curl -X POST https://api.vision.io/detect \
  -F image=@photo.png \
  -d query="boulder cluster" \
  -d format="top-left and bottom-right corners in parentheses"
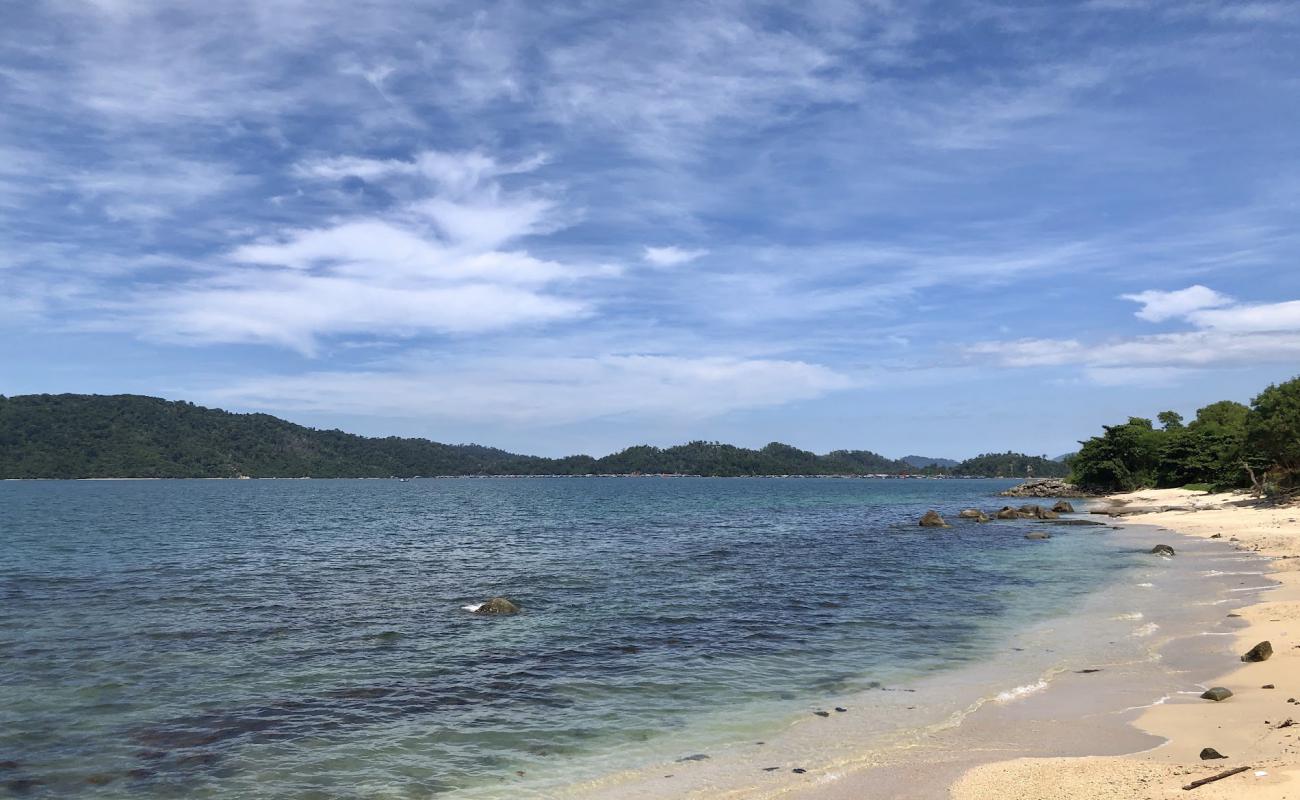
top-left (998, 478), bottom-right (1091, 498)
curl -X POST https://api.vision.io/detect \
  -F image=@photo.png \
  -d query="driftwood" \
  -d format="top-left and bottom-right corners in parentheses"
top-left (1182, 765), bottom-right (1250, 791)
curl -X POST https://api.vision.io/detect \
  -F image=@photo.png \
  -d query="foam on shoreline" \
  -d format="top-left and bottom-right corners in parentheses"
top-left (952, 488), bottom-right (1300, 800)
top-left (491, 513), bottom-right (1277, 800)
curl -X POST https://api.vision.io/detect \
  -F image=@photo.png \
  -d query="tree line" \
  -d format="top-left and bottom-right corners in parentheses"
top-left (0, 394), bottom-right (1061, 479)
top-left (1069, 375), bottom-right (1300, 494)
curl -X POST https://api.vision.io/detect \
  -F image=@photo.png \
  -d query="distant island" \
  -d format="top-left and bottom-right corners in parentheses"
top-left (0, 394), bottom-right (1070, 480)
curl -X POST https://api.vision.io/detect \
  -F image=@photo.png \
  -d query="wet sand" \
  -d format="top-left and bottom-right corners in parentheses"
top-left (551, 493), bottom-right (1285, 799)
top-left (953, 488), bottom-right (1300, 800)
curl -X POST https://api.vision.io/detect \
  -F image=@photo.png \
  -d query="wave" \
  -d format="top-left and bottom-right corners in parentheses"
top-left (995, 679), bottom-right (1049, 703)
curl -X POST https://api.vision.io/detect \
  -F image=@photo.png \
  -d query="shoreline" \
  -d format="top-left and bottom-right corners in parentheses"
top-left (952, 488), bottom-right (1300, 799)
top-left (505, 500), bottom-right (1277, 799)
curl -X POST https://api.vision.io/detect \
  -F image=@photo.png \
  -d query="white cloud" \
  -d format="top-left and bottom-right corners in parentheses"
top-left (111, 149), bottom-right (606, 353)
top-left (1189, 299), bottom-right (1300, 332)
top-left (643, 245), bottom-right (709, 267)
top-left (1120, 284), bottom-right (1233, 322)
top-left (207, 355), bottom-right (855, 424)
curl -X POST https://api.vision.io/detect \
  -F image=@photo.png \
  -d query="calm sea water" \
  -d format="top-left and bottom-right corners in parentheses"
top-left (0, 477), bottom-right (1147, 798)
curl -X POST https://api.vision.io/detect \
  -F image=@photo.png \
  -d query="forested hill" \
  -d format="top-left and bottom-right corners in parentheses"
top-left (1, 394), bottom-right (1054, 479)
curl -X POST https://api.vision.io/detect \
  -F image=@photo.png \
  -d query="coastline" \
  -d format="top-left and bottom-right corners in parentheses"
top-left (953, 488), bottom-right (1300, 799)
top-left (512, 496), bottom-right (1281, 800)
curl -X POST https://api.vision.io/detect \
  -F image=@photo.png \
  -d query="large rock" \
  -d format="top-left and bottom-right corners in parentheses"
top-left (1024, 531), bottom-right (1052, 540)
top-left (919, 510), bottom-right (950, 528)
top-left (1052, 501), bottom-right (1075, 513)
top-left (958, 508), bottom-right (990, 523)
top-left (1241, 641), bottom-right (1273, 663)
top-left (1199, 747), bottom-right (1228, 760)
top-left (1150, 544), bottom-right (1176, 557)
top-left (1017, 504), bottom-right (1059, 520)
top-left (1200, 687), bottom-right (1233, 702)
top-left (999, 478), bottom-right (1091, 498)
top-left (996, 506), bottom-right (1019, 520)
top-left (474, 597), bottom-right (521, 615)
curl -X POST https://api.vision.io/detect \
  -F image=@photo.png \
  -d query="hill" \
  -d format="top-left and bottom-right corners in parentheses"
top-left (901, 454), bottom-right (959, 469)
top-left (0, 394), bottom-right (1071, 480)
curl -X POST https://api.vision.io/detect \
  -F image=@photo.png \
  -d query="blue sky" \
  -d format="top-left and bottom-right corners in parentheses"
top-left (2, 0), bottom-right (1299, 458)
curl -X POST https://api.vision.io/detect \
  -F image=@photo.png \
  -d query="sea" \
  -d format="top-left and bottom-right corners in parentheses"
top-left (0, 477), bottom-right (1271, 798)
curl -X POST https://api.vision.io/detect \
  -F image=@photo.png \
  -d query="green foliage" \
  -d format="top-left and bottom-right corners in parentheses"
top-left (1246, 377), bottom-right (1300, 488)
top-left (1069, 383), bottom-right (1298, 493)
top-left (1070, 417), bottom-right (1163, 491)
top-left (0, 394), bottom-right (931, 479)
top-left (950, 452), bottom-right (1070, 478)
top-left (1157, 410), bottom-right (1184, 430)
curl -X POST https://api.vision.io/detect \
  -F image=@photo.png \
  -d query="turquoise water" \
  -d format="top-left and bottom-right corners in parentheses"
top-left (0, 478), bottom-right (1144, 797)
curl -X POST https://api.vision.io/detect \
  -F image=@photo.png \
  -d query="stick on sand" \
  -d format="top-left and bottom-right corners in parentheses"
top-left (1182, 765), bottom-right (1251, 791)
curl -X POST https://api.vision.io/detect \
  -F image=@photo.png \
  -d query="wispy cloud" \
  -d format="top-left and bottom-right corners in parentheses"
top-left (643, 245), bottom-right (708, 268)
top-left (207, 354), bottom-right (855, 425)
top-left (967, 288), bottom-right (1300, 382)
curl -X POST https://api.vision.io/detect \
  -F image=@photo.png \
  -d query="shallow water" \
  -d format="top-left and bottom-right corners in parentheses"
top-left (0, 477), bottom-right (1184, 797)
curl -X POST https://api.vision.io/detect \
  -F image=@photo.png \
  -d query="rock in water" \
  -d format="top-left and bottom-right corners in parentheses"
top-left (1150, 544), bottom-right (1176, 557)
top-left (1199, 748), bottom-right (1228, 760)
top-left (958, 508), bottom-right (990, 522)
top-left (1052, 500), bottom-right (1075, 513)
top-left (1200, 687), bottom-right (1233, 702)
top-left (1024, 531), bottom-right (1051, 540)
top-left (474, 597), bottom-right (521, 615)
top-left (919, 511), bottom-right (950, 528)
top-left (996, 506), bottom-right (1019, 520)
top-left (1241, 641), bottom-right (1273, 662)
top-left (999, 478), bottom-right (1090, 498)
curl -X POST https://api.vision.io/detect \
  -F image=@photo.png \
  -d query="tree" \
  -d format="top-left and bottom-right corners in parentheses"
top-left (1157, 410), bottom-right (1184, 431)
top-left (1071, 417), bottom-right (1164, 491)
top-left (1246, 376), bottom-right (1300, 489)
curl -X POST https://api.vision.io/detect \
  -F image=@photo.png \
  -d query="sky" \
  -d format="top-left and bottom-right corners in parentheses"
top-left (2, 0), bottom-right (1299, 459)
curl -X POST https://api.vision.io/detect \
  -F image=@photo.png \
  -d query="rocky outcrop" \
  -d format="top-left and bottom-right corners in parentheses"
top-left (999, 478), bottom-right (1091, 498)
top-left (1150, 544), bottom-right (1176, 557)
top-left (1051, 501), bottom-right (1075, 513)
top-left (1241, 641), bottom-right (1273, 662)
top-left (958, 508), bottom-right (990, 522)
top-left (996, 506), bottom-right (1019, 520)
top-left (919, 510), bottom-right (950, 528)
top-left (1017, 504), bottom-right (1059, 520)
top-left (474, 597), bottom-right (521, 615)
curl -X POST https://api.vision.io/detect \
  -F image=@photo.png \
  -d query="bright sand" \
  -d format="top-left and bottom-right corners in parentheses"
top-left (551, 489), bottom-right (1295, 799)
top-left (953, 488), bottom-right (1300, 800)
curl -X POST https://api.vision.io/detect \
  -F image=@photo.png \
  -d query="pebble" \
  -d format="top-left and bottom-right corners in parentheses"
top-left (835, 706), bottom-right (848, 713)
top-left (813, 711), bottom-right (830, 717)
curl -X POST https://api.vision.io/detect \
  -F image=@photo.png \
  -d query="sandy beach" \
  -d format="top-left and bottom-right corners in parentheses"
top-left (953, 488), bottom-right (1300, 800)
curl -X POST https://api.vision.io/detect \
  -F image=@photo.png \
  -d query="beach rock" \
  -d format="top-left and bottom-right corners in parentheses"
top-left (1041, 518), bottom-right (1107, 527)
top-left (1241, 641), bottom-right (1273, 662)
top-left (1052, 501), bottom-right (1075, 513)
top-left (676, 754), bottom-right (710, 762)
top-left (919, 511), bottom-right (950, 528)
top-left (1024, 531), bottom-right (1052, 540)
top-left (1199, 747), bottom-right (1228, 760)
top-left (792, 768), bottom-right (807, 774)
top-left (999, 478), bottom-right (1091, 498)
top-left (835, 706), bottom-right (848, 712)
top-left (958, 508), bottom-right (990, 522)
top-left (1150, 544), bottom-right (1176, 557)
top-left (1263, 684), bottom-right (1275, 689)
top-left (474, 597), bottom-right (521, 615)
top-left (996, 506), bottom-right (1019, 520)
top-left (1200, 687), bottom-right (1233, 702)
